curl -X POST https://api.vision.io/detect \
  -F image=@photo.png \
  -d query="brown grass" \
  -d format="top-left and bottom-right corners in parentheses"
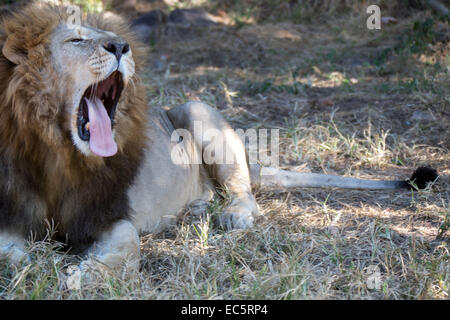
top-left (0, 0), bottom-right (448, 299)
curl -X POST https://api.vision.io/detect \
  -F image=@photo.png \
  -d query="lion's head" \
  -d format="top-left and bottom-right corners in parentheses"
top-left (0, 2), bottom-right (148, 160)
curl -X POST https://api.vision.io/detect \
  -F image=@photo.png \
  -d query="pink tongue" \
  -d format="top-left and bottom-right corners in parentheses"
top-left (85, 97), bottom-right (118, 157)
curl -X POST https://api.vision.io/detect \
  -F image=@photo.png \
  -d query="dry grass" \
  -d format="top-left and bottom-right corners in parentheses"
top-left (0, 0), bottom-right (449, 300)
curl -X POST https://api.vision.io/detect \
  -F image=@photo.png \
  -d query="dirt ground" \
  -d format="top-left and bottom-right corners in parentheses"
top-left (0, 0), bottom-right (448, 299)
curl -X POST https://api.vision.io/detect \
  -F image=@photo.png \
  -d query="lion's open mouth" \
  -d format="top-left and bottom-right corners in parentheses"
top-left (77, 71), bottom-right (124, 157)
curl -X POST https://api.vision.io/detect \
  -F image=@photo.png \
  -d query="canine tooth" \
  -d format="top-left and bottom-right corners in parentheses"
top-left (85, 122), bottom-right (90, 131)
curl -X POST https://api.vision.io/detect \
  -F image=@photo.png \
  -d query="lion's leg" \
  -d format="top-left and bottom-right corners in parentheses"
top-left (167, 102), bottom-right (259, 229)
top-left (80, 220), bottom-right (140, 274)
top-left (0, 231), bottom-right (29, 266)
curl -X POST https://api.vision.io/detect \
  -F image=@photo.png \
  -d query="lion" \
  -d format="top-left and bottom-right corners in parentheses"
top-left (0, 3), bottom-right (438, 274)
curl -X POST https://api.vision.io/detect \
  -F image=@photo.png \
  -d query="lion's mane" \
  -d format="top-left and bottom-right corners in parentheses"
top-left (0, 2), bottom-right (149, 253)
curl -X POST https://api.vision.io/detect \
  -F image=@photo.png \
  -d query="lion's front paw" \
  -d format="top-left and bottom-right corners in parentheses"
top-left (219, 194), bottom-right (259, 230)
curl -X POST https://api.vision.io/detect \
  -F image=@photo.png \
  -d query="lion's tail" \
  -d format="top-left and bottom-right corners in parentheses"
top-left (250, 166), bottom-right (438, 190)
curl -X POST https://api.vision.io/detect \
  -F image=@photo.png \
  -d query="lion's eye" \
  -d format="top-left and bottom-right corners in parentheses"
top-left (70, 38), bottom-right (84, 44)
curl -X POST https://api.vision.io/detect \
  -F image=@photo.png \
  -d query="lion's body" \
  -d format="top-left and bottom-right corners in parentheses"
top-left (129, 107), bottom-right (213, 234)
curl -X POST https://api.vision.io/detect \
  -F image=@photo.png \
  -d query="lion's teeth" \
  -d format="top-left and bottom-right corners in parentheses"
top-left (85, 122), bottom-right (90, 131)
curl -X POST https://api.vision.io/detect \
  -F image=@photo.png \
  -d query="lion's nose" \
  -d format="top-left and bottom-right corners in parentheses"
top-left (103, 40), bottom-right (130, 62)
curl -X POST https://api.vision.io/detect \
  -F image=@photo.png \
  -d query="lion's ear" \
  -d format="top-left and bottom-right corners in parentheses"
top-left (2, 37), bottom-right (27, 65)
